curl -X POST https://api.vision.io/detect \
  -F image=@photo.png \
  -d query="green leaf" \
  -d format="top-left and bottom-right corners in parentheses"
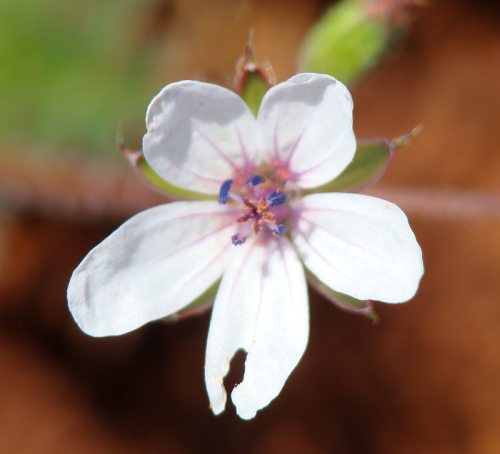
top-left (307, 271), bottom-right (378, 322)
top-left (299, 0), bottom-right (391, 85)
top-left (309, 138), bottom-right (393, 194)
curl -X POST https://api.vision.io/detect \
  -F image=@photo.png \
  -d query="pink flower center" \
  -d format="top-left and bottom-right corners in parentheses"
top-left (218, 175), bottom-right (289, 246)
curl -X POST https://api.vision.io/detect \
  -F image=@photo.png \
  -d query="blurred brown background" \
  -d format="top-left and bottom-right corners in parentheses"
top-left (1, 0), bottom-right (500, 452)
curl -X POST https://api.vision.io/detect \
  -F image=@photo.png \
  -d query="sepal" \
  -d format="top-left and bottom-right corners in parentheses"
top-left (235, 42), bottom-right (273, 116)
top-left (307, 271), bottom-right (378, 322)
top-left (163, 280), bottom-right (220, 322)
top-left (308, 127), bottom-right (421, 194)
top-left (119, 144), bottom-right (215, 201)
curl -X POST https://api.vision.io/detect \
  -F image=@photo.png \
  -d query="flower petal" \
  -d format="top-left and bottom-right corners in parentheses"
top-left (205, 238), bottom-right (309, 420)
top-left (143, 81), bottom-right (259, 194)
top-left (68, 201), bottom-right (234, 337)
top-left (257, 73), bottom-right (356, 188)
top-left (292, 193), bottom-right (423, 303)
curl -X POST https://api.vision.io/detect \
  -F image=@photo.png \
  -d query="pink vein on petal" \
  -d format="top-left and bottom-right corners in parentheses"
top-left (277, 240), bottom-right (297, 310)
top-left (292, 144), bottom-right (339, 180)
top-left (152, 221), bottom-right (234, 265)
top-left (272, 119), bottom-right (307, 173)
top-left (123, 211), bottom-right (237, 268)
top-left (294, 229), bottom-right (352, 280)
top-left (249, 246), bottom-right (265, 346)
top-left (235, 126), bottom-right (252, 167)
top-left (153, 131), bottom-right (224, 186)
top-left (123, 237), bottom-right (232, 324)
top-left (302, 205), bottom-right (394, 220)
top-left (194, 126), bottom-right (239, 170)
top-left (284, 129), bottom-right (306, 165)
top-left (273, 119), bottom-right (281, 160)
top-left (166, 239), bottom-right (232, 305)
top-left (298, 216), bottom-right (398, 265)
top-left (224, 240), bottom-right (256, 316)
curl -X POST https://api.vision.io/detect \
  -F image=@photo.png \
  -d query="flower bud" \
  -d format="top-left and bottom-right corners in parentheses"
top-left (299, 0), bottom-right (418, 85)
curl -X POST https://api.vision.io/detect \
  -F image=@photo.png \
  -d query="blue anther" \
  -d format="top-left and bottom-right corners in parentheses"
top-left (266, 191), bottom-right (288, 207)
top-left (218, 179), bottom-right (233, 205)
top-left (273, 225), bottom-right (287, 237)
top-left (231, 234), bottom-right (246, 246)
top-left (246, 175), bottom-right (265, 186)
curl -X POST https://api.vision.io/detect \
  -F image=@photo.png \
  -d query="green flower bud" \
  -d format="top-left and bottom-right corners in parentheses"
top-left (299, 0), bottom-right (399, 85)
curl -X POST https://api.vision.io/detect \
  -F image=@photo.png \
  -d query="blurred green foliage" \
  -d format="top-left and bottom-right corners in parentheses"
top-left (0, 0), bottom-right (159, 160)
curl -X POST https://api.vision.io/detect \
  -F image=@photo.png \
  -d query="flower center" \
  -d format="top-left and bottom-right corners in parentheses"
top-left (218, 175), bottom-right (289, 246)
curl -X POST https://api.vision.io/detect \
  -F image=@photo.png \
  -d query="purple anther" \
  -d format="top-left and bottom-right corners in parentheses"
top-left (273, 225), bottom-right (287, 237)
top-left (266, 191), bottom-right (288, 207)
top-left (218, 179), bottom-right (233, 205)
top-left (231, 234), bottom-right (246, 246)
top-left (246, 175), bottom-right (265, 186)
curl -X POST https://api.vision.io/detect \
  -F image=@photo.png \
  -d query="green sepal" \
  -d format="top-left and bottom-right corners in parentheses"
top-left (307, 271), bottom-right (378, 322)
top-left (299, 0), bottom-right (391, 85)
top-left (308, 128), bottom-right (421, 194)
top-left (120, 144), bottom-right (215, 201)
top-left (240, 71), bottom-right (269, 116)
top-left (163, 279), bottom-right (220, 322)
top-left (234, 44), bottom-right (271, 116)
top-left (308, 138), bottom-right (393, 194)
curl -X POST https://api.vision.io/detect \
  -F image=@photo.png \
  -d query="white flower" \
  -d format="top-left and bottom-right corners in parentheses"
top-left (68, 73), bottom-right (423, 420)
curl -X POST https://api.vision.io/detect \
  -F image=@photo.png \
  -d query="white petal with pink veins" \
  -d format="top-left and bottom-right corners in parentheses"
top-left (144, 81), bottom-right (260, 194)
top-left (205, 238), bottom-right (309, 420)
top-left (292, 193), bottom-right (424, 303)
top-left (68, 201), bottom-right (235, 336)
top-left (257, 73), bottom-right (356, 189)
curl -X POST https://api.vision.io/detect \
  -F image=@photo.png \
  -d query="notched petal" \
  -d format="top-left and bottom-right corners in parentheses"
top-left (205, 239), bottom-right (309, 419)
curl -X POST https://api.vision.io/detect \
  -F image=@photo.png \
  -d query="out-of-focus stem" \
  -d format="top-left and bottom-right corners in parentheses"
top-left (367, 186), bottom-right (500, 220)
top-left (1, 157), bottom-right (500, 223)
top-left (0, 157), bottom-right (166, 223)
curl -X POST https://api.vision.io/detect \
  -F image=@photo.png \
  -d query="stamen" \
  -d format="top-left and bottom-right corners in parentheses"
top-left (272, 224), bottom-right (287, 237)
top-left (218, 179), bottom-right (233, 205)
top-left (266, 191), bottom-right (288, 207)
top-left (231, 234), bottom-right (246, 246)
top-left (246, 175), bottom-right (265, 186)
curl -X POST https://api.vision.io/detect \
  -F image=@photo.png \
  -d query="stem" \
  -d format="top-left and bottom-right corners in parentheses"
top-left (1, 157), bottom-right (499, 222)
top-left (367, 186), bottom-right (500, 220)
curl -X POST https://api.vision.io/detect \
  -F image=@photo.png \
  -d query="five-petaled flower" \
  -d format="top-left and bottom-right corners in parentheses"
top-left (68, 73), bottom-right (423, 420)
